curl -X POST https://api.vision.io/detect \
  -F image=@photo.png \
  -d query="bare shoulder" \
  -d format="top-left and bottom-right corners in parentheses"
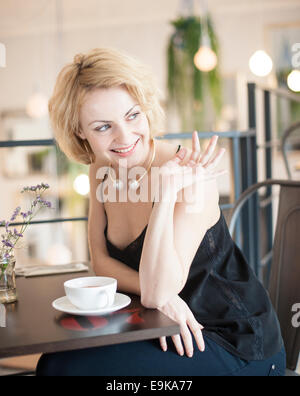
top-left (88, 159), bottom-right (109, 208)
top-left (89, 158), bottom-right (108, 183)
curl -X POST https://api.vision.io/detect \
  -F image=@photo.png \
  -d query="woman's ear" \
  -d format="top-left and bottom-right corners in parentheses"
top-left (76, 127), bottom-right (86, 140)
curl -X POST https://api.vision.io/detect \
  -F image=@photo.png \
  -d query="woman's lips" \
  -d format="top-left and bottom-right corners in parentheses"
top-left (110, 138), bottom-right (140, 157)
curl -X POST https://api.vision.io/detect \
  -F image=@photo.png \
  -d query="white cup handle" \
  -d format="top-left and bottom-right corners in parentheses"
top-left (98, 290), bottom-right (112, 308)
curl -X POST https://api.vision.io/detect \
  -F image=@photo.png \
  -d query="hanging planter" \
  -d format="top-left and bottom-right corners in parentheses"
top-left (167, 15), bottom-right (222, 132)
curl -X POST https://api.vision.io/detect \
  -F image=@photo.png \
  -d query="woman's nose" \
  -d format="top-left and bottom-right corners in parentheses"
top-left (113, 122), bottom-right (131, 142)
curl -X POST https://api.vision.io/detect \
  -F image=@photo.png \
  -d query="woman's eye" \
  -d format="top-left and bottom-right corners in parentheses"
top-left (95, 124), bottom-right (110, 132)
top-left (128, 112), bottom-right (140, 120)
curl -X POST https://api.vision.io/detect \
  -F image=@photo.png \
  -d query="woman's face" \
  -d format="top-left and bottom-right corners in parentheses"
top-left (79, 86), bottom-right (151, 168)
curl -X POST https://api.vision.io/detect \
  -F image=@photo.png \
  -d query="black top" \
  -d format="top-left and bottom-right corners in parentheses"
top-left (103, 145), bottom-right (283, 361)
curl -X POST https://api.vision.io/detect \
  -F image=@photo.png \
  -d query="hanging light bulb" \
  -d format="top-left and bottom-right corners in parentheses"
top-left (73, 174), bottom-right (90, 196)
top-left (194, 11), bottom-right (217, 72)
top-left (287, 70), bottom-right (300, 92)
top-left (26, 92), bottom-right (49, 118)
top-left (194, 45), bottom-right (218, 72)
top-left (249, 50), bottom-right (273, 77)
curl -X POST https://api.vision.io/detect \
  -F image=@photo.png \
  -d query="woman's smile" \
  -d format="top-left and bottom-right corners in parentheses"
top-left (110, 137), bottom-right (140, 157)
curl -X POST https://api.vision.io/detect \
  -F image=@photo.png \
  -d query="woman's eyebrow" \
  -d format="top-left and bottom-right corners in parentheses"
top-left (88, 104), bottom-right (139, 126)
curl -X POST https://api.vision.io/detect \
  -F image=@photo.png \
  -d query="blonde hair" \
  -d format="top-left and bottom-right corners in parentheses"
top-left (49, 48), bottom-right (165, 164)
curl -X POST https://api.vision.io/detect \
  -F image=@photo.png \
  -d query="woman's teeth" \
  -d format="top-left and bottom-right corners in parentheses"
top-left (113, 145), bottom-right (135, 153)
top-left (112, 139), bottom-right (139, 153)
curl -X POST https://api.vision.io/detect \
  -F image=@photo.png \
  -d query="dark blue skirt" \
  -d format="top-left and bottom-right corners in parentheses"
top-left (36, 335), bottom-right (286, 376)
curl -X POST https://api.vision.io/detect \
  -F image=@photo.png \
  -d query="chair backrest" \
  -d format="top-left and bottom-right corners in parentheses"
top-left (229, 179), bottom-right (300, 371)
top-left (281, 121), bottom-right (300, 180)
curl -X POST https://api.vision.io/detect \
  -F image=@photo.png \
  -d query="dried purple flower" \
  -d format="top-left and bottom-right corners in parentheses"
top-left (10, 206), bottom-right (21, 222)
top-left (13, 229), bottom-right (23, 238)
top-left (21, 183), bottom-right (49, 194)
top-left (2, 240), bottom-right (14, 248)
top-left (1, 183), bottom-right (52, 258)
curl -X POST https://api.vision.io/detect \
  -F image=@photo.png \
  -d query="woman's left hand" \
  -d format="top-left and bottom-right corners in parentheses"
top-left (157, 294), bottom-right (205, 357)
top-left (182, 131), bottom-right (226, 172)
top-left (174, 132), bottom-right (227, 206)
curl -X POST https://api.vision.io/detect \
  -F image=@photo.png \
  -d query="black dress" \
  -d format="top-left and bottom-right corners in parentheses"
top-left (103, 145), bottom-right (284, 361)
top-left (36, 146), bottom-right (286, 375)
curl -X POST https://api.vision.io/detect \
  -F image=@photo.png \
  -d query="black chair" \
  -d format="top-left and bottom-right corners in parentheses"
top-left (281, 121), bottom-right (300, 180)
top-left (229, 179), bottom-right (300, 375)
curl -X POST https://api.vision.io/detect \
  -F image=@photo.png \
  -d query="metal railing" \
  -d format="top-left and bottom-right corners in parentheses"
top-left (0, 129), bottom-right (256, 243)
top-left (0, 139), bottom-right (88, 226)
top-left (245, 82), bottom-right (300, 282)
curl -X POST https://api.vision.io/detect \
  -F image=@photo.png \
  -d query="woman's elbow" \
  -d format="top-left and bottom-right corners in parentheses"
top-left (140, 288), bottom-right (177, 309)
top-left (140, 270), bottom-right (186, 308)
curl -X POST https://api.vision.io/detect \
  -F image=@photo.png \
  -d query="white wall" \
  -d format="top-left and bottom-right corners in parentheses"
top-left (0, 0), bottom-right (300, 112)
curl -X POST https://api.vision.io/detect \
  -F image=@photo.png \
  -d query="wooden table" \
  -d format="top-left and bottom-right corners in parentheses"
top-left (0, 270), bottom-right (179, 359)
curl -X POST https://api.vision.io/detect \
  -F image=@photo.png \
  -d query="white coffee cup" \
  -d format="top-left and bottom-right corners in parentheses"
top-left (64, 277), bottom-right (117, 310)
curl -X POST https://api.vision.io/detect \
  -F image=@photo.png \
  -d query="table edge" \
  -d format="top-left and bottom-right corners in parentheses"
top-left (0, 323), bottom-right (180, 359)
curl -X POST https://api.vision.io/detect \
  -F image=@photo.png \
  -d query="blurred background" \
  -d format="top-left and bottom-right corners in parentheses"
top-left (0, 0), bottom-right (299, 269)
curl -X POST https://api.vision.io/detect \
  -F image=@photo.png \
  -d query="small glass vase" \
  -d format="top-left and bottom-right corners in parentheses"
top-left (0, 255), bottom-right (18, 304)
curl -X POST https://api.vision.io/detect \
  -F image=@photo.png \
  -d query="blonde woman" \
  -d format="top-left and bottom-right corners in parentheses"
top-left (37, 48), bottom-right (285, 376)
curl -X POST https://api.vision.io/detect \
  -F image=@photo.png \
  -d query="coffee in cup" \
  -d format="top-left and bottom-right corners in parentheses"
top-left (64, 277), bottom-right (117, 310)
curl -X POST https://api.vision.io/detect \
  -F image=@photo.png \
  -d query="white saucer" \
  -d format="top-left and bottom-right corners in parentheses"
top-left (52, 293), bottom-right (131, 316)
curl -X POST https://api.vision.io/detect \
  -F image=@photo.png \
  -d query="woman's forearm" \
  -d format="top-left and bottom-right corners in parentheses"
top-left (93, 256), bottom-right (141, 295)
top-left (139, 194), bottom-right (185, 308)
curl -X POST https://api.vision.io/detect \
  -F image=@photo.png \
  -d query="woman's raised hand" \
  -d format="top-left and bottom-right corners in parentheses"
top-left (158, 295), bottom-right (205, 357)
top-left (159, 131), bottom-right (227, 196)
top-left (187, 131), bottom-right (226, 170)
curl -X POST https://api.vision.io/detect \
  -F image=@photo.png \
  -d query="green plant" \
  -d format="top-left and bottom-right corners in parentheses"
top-left (167, 15), bottom-right (222, 131)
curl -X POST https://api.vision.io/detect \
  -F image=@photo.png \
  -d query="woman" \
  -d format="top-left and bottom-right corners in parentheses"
top-left (37, 48), bottom-right (285, 376)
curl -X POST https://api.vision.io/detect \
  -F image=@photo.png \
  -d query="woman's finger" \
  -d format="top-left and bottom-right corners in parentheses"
top-left (173, 147), bottom-right (188, 164)
top-left (190, 131), bottom-right (201, 163)
top-left (204, 148), bottom-right (226, 170)
top-left (195, 325), bottom-right (205, 352)
top-left (180, 323), bottom-right (194, 357)
top-left (188, 319), bottom-right (205, 352)
top-left (159, 336), bottom-right (167, 352)
top-left (186, 310), bottom-right (205, 353)
top-left (200, 136), bottom-right (219, 166)
top-left (171, 334), bottom-right (185, 356)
